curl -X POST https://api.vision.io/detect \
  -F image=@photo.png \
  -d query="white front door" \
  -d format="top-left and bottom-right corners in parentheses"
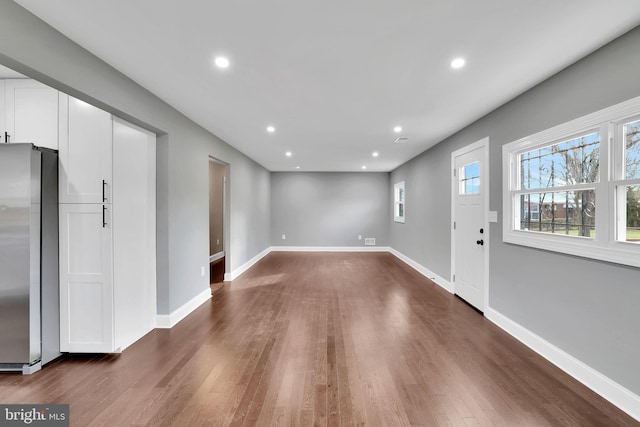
top-left (452, 138), bottom-right (488, 311)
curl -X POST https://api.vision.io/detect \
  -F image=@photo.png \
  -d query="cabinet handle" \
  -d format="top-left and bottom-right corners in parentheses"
top-left (102, 180), bottom-right (107, 202)
top-left (3, 132), bottom-right (9, 143)
top-left (103, 205), bottom-right (107, 228)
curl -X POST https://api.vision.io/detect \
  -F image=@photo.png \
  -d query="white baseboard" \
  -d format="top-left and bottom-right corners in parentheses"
top-left (156, 287), bottom-right (212, 329)
top-left (271, 245), bottom-right (391, 252)
top-left (485, 307), bottom-right (640, 422)
top-left (388, 248), bottom-right (453, 293)
top-left (224, 246), bottom-right (272, 281)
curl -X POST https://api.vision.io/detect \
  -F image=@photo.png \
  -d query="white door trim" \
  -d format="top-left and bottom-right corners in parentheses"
top-left (451, 137), bottom-right (490, 312)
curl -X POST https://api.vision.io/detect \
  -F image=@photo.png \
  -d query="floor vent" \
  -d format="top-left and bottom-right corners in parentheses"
top-left (364, 238), bottom-right (376, 246)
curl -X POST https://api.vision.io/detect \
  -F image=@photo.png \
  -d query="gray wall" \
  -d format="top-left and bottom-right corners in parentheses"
top-left (0, 2), bottom-right (271, 314)
top-left (271, 172), bottom-right (389, 247)
top-left (390, 27), bottom-right (640, 395)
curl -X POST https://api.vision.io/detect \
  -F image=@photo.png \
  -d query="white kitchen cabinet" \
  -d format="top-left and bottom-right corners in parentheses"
top-left (112, 118), bottom-right (156, 351)
top-left (58, 94), bottom-right (112, 204)
top-left (3, 79), bottom-right (59, 149)
top-left (59, 203), bottom-right (114, 353)
top-left (59, 113), bottom-right (156, 354)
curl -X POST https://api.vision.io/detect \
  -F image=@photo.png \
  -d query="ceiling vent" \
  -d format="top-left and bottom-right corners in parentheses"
top-left (394, 137), bottom-right (409, 144)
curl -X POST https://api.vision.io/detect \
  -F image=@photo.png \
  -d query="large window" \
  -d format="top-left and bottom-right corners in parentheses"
top-left (503, 97), bottom-right (640, 267)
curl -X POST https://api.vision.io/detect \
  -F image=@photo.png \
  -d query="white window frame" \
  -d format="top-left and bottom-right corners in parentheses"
top-left (502, 95), bottom-right (640, 268)
top-left (394, 181), bottom-right (405, 223)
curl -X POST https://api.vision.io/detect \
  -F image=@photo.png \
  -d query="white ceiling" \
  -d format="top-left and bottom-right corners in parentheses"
top-left (14, 1), bottom-right (640, 172)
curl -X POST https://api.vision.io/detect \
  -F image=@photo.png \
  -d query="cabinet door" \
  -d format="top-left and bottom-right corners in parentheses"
top-left (112, 118), bottom-right (157, 350)
top-left (59, 203), bottom-right (114, 353)
top-left (58, 95), bottom-right (112, 204)
top-left (4, 79), bottom-right (59, 149)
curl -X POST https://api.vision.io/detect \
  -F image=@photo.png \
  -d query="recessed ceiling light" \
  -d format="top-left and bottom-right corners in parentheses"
top-left (214, 56), bottom-right (230, 69)
top-left (285, 151), bottom-right (292, 157)
top-left (372, 152), bottom-right (379, 157)
top-left (394, 126), bottom-right (402, 133)
top-left (296, 166), bottom-right (300, 169)
top-left (451, 57), bottom-right (466, 69)
top-left (361, 165), bottom-right (367, 170)
top-left (266, 126), bottom-right (275, 133)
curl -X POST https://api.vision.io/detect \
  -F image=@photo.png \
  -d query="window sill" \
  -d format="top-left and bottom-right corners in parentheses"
top-left (503, 230), bottom-right (640, 268)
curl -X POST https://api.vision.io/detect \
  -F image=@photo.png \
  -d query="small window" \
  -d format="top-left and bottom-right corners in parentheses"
top-left (459, 161), bottom-right (480, 194)
top-left (394, 181), bottom-right (405, 223)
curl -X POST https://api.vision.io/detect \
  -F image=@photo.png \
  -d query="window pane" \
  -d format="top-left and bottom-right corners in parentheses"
top-left (625, 120), bottom-right (640, 180)
top-left (398, 188), bottom-right (404, 203)
top-left (520, 132), bottom-right (599, 190)
top-left (460, 161), bottom-right (480, 194)
top-left (626, 185), bottom-right (640, 243)
top-left (519, 190), bottom-right (596, 238)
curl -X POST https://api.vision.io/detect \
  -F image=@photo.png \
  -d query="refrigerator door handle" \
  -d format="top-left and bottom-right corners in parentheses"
top-left (103, 205), bottom-right (107, 228)
top-left (102, 180), bottom-right (107, 202)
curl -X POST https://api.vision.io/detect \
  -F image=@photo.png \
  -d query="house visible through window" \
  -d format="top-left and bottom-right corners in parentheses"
top-left (503, 96), bottom-right (640, 268)
top-left (394, 181), bottom-right (405, 223)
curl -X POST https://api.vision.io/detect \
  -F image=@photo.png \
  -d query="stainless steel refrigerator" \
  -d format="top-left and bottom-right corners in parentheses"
top-left (0, 143), bottom-right (61, 374)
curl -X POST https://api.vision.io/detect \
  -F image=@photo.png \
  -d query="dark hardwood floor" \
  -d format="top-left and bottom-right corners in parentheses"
top-left (0, 252), bottom-right (637, 426)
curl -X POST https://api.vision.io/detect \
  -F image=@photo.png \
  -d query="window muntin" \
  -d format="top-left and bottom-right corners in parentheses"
top-left (459, 161), bottom-right (480, 194)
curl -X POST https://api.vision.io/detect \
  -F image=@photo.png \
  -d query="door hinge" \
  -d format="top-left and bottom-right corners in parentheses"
top-left (453, 274), bottom-right (455, 282)
top-left (453, 168), bottom-right (456, 177)
top-left (453, 221), bottom-right (456, 230)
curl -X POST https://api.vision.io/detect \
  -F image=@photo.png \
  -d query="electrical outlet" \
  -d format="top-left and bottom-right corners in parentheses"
top-left (217, 239), bottom-right (220, 245)
top-left (201, 266), bottom-right (206, 277)
top-left (282, 234), bottom-right (286, 240)
top-left (358, 235), bottom-right (362, 240)
top-left (364, 238), bottom-right (376, 246)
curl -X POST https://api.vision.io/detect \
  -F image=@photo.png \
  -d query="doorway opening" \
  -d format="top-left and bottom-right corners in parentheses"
top-left (209, 158), bottom-right (228, 286)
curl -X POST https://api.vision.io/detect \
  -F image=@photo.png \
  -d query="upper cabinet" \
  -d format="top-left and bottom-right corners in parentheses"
top-left (58, 94), bottom-right (113, 204)
top-left (2, 79), bottom-right (59, 149)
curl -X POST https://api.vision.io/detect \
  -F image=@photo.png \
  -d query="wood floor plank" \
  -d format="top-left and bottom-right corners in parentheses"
top-left (0, 252), bottom-right (637, 426)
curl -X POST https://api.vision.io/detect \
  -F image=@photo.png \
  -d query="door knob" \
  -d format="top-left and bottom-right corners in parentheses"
top-left (476, 239), bottom-right (484, 246)
top-left (479, 228), bottom-right (484, 234)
